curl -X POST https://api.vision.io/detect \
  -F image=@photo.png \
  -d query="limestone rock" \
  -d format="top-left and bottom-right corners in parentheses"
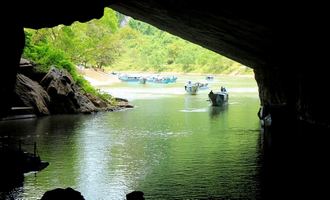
top-left (40, 67), bottom-right (97, 114)
top-left (85, 93), bottom-right (108, 108)
top-left (41, 187), bottom-right (85, 200)
top-left (19, 58), bottom-right (35, 68)
top-left (116, 98), bottom-right (134, 109)
top-left (14, 73), bottom-right (50, 115)
top-left (19, 58), bottom-right (47, 82)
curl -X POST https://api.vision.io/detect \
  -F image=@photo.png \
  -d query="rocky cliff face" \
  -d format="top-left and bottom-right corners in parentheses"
top-left (40, 67), bottom-right (98, 114)
top-left (13, 63), bottom-right (126, 116)
top-left (15, 74), bottom-right (50, 115)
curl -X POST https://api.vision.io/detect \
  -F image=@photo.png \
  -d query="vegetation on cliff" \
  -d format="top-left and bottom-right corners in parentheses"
top-left (23, 8), bottom-right (252, 76)
top-left (23, 29), bottom-right (113, 103)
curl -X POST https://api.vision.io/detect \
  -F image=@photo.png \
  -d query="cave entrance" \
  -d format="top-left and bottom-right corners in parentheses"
top-left (1, 8), bottom-right (263, 200)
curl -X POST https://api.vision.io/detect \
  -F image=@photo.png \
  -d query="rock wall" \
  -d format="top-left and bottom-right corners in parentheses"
top-left (13, 65), bottom-right (127, 116)
top-left (40, 67), bottom-right (97, 114)
top-left (15, 74), bottom-right (50, 115)
top-left (0, 24), bottom-right (25, 117)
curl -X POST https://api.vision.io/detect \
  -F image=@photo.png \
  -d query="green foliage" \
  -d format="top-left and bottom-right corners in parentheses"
top-left (22, 8), bottom-right (123, 105)
top-left (23, 27), bottom-right (115, 104)
top-left (74, 75), bottom-right (114, 103)
top-left (24, 7), bottom-right (251, 91)
top-left (108, 18), bottom-right (249, 74)
top-left (129, 20), bottom-right (157, 35)
top-left (24, 30), bottom-right (71, 73)
top-left (94, 8), bottom-right (119, 32)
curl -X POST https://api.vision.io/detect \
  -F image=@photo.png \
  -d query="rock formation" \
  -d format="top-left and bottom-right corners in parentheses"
top-left (40, 67), bottom-right (98, 114)
top-left (12, 61), bottom-right (132, 116)
top-left (15, 73), bottom-right (50, 115)
top-left (41, 187), bottom-right (85, 200)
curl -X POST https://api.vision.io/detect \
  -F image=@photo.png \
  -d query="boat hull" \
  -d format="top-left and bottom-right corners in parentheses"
top-left (185, 85), bottom-right (199, 95)
top-left (208, 92), bottom-right (228, 106)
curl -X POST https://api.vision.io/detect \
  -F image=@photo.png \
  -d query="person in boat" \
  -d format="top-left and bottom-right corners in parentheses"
top-left (220, 86), bottom-right (227, 92)
top-left (185, 81), bottom-right (192, 90)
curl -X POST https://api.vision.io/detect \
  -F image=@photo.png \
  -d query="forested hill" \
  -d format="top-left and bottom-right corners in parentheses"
top-left (114, 12), bottom-right (252, 74)
top-left (24, 8), bottom-right (252, 75)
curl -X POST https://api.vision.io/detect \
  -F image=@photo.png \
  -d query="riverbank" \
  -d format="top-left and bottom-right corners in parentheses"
top-left (78, 68), bottom-right (121, 86)
top-left (79, 68), bottom-right (254, 86)
top-left (1, 59), bottom-right (134, 121)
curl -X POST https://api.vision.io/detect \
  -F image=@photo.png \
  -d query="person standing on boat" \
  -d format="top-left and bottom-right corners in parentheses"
top-left (185, 81), bottom-right (192, 90)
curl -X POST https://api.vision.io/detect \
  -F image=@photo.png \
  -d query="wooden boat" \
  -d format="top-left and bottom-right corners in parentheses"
top-left (208, 88), bottom-right (228, 106)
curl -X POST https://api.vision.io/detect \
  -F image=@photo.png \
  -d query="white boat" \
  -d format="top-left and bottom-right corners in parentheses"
top-left (185, 81), bottom-right (199, 95)
top-left (118, 74), bottom-right (141, 82)
top-left (196, 82), bottom-right (209, 90)
top-left (147, 75), bottom-right (177, 84)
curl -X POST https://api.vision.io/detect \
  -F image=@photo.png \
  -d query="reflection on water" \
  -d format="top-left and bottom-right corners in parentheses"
top-left (0, 75), bottom-right (261, 200)
top-left (208, 104), bottom-right (228, 118)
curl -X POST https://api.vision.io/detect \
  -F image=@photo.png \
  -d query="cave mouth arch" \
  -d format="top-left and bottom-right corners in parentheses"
top-left (4, 1), bottom-right (328, 129)
top-left (3, 5), bottom-right (262, 198)
top-left (1, 1), bottom-right (329, 199)
top-left (6, 1), bottom-right (328, 129)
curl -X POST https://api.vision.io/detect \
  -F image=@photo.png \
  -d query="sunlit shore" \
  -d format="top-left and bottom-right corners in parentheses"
top-left (78, 68), bottom-right (121, 86)
top-left (79, 67), bottom-right (254, 86)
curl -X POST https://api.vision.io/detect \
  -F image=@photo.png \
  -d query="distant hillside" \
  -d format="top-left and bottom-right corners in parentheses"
top-left (23, 8), bottom-right (253, 76)
top-left (107, 17), bottom-right (253, 75)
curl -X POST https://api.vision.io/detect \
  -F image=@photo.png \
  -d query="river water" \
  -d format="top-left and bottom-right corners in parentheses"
top-left (0, 75), bottom-right (261, 200)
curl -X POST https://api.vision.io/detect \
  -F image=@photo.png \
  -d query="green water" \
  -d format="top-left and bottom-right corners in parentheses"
top-left (0, 75), bottom-right (261, 199)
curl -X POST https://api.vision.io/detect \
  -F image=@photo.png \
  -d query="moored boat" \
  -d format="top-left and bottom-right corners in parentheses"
top-left (139, 77), bottom-right (147, 84)
top-left (196, 82), bottom-right (209, 90)
top-left (147, 75), bottom-right (177, 84)
top-left (118, 74), bottom-right (141, 82)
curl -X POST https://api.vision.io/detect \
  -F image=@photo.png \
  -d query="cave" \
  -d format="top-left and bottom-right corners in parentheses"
top-left (1, 1), bottom-right (329, 199)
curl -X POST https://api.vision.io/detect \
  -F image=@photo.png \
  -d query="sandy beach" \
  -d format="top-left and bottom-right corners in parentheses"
top-left (79, 68), bottom-right (254, 87)
top-left (78, 68), bottom-right (120, 86)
